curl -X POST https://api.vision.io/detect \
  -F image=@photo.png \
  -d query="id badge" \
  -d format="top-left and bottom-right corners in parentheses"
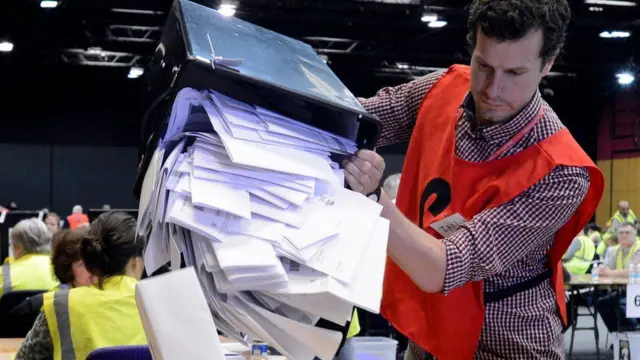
top-left (429, 213), bottom-right (468, 238)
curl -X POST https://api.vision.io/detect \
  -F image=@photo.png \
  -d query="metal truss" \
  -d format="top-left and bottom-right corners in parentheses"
top-left (106, 25), bottom-right (161, 43)
top-left (303, 37), bottom-right (362, 54)
top-left (59, 48), bottom-right (147, 67)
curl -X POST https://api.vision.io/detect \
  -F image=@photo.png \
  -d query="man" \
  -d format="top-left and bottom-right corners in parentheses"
top-left (597, 222), bottom-right (639, 332)
top-left (66, 205), bottom-right (89, 230)
top-left (382, 173), bottom-right (401, 203)
top-left (44, 212), bottom-right (61, 235)
top-left (343, 1), bottom-right (604, 358)
top-left (607, 200), bottom-right (637, 232)
top-left (563, 224), bottom-right (598, 275)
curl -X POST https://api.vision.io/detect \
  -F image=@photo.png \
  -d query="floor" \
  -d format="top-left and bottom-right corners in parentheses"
top-left (565, 306), bottom-right (616, 360)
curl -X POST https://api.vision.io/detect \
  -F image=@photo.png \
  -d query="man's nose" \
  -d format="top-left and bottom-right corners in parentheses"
top-left (484, 72), bottom-right (501, 99)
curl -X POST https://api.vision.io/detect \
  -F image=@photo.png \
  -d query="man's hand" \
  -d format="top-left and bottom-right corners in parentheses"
top-left (599, 266), bottom-right (612, 277)
top-left (343, 150), bottom-right (385, 195)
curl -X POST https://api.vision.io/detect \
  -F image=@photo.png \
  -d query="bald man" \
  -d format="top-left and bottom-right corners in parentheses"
top-left (608, 201), bottom-right (637, 233)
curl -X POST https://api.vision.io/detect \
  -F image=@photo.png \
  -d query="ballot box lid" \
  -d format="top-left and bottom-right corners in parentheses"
top-left (178, 0), bottom-right (365, 113)
top-left (135, 0), bottom-right (381, 199)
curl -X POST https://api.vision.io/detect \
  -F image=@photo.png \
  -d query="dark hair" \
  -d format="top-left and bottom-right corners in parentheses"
top-left (466, 0), bottom-right (571, 66)
top-left (51, 229), bottom-right (86, 284)
top-left (81, 211), bottom-right (143, 288)
top-left (583, 223), bottom-right (601, 235)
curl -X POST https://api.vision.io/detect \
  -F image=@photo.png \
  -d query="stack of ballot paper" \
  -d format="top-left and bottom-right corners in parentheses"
top-left (137, 87), bottom-right (390, 360)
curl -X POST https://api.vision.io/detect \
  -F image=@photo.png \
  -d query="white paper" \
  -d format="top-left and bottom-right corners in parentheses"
top-left (136, 268), bottom-right (226, 360)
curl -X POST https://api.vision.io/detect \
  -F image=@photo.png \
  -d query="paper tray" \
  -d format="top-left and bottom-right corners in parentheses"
top-left (134, 0), bottom-right (381, 199)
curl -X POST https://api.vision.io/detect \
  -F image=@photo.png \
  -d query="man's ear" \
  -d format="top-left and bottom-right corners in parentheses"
top-left (542, 56), bottom-right (556, 77)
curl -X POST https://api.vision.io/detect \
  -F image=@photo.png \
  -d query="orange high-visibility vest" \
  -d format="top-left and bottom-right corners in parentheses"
top-left (66, 213), bottom-right (89, 229)
top-left (380, 65), bottom-right (604, 359)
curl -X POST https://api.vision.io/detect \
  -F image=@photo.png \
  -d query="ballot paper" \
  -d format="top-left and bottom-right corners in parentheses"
top-left (137, 87), bottom-right (390, 360)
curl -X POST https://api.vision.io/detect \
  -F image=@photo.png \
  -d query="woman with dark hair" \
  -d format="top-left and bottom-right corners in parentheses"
top-left (15, 211), bottom-right (147, 360)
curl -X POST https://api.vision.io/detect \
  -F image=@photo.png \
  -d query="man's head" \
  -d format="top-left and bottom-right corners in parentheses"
top-left (44, 212), bottom-right (61, 235)
top-left (72, 205), bottom-right (83, 214)
top-left (617, 222), bottom-right (637, 248)
top-left (619, 200), bottom-right (630, 217)
top-left (383, 173), bottom-right (401, 200)
top-left (467, 0), bottom-right (570, 125)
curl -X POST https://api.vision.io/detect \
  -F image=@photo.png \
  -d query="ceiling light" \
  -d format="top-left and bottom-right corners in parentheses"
top-left (219, 4), bottom-right (236, 17)
top-left (616, 72), bottom-right (634, 85)
top-left (0, 41), bottom-right (14, 53)
top-left (40, 1), bottom-right (58, 8)
top-left (396, 63), bottom-right (410, 69)
top-left (421, 13), bottom-right (438, 22)
top-left (128, 67), bottom-right (144, 79)
top-left (589, 6), bottom-right (604, 10)
top-left (428, 20), bottom-right (447, 28)
top-left (584, 0), bottom-right (636, 6)
top-left (600, 30), bottom-right (631, 38)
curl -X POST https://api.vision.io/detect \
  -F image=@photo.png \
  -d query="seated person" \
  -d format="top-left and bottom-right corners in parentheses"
top-left (597, 222), bottom-right (639, 332)
top-left (563, 223), bottom-right (598, 275)
top-left (2, 229), bottom-right (94, 337)
top-left (0, 218), bottom-right (59, 298)
top-left (15, 211), bottom-right (147, 360)
top-left (44, 213), bottom-right (62, 236)
top-left (597, 231), bottom-right (617, 259)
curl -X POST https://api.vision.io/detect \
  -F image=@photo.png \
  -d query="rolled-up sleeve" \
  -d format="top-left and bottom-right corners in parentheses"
top-left (441, 165), bottom-right (591, 293)
top-left (358, 71), bottom-right (445, 147)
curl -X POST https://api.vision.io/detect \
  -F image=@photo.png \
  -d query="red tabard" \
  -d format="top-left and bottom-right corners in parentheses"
top-left (380, 65), bottom-right (604, 360)
top-left (67, 213), bottom-right (89, 230)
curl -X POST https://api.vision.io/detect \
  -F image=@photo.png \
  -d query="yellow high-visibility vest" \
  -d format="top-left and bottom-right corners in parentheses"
top-left (564, 235), bottom-right (596, 275)
top-left (612, 244), bottom-right (640, 270)
top-left (0, 253), bottom-right (59, 297)
top-left (43, 275), bottom-right (147, 360)
top-left (346, 309), bottom-right (360, 338)
top-left (608, 210), bottom-right (637, 230)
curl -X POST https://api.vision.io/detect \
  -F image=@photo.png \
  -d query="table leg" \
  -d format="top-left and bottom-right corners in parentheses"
top-left (593, 287), bottom-right (600, 360)
top-left (569, 289), bottom-right (577, 360)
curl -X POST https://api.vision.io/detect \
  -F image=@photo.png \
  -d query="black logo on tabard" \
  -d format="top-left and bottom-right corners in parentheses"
top-left (419, 178), bottom-right (452, 229)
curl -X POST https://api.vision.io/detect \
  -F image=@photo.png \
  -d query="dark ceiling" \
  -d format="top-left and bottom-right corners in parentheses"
top-left (1, 0), bottom-right (638, 108)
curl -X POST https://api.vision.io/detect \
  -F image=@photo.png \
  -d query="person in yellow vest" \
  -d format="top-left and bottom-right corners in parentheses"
top-left (5, 229), bottom-right (96, 339)
top-left (562, 224), bottom-right (598, 275)
top-left (346, 309), bottom-right (360, 338)
top-left (597, 222), bottom-right (640, 332)
top-left (597, 231), bottom-right (618, 259)
top-left (0, 218), bottom-right (59, 298)
top-left (607, 200), bottom-right (637, 233)
top-left (15, 211), bottom-right (147, 360)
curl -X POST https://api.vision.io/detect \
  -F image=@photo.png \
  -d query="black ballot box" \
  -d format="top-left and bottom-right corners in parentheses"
top-left (134, 0), bottom-right (381, 199)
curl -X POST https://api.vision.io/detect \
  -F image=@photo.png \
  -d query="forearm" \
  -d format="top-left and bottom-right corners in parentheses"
top-left (380, 190), bottom-right (446, 293)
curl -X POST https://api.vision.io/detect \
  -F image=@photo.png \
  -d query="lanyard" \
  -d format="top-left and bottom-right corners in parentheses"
top-left (457, 105), bottom-right (545, 162)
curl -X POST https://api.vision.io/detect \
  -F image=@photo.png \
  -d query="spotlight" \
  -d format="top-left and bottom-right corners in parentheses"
top-left (219, 4), bottom-right (236, 17)
top-left (0, 41), bottom-right (14, 53)
top-left (128, 67), bottom-right (144, 79)
top-left (616, 72), bottom-right (635, 85)
top-left (600, 30), bottom-right (631, 38)
top-left (421, 13), bottom-right (438, 22)
top-left (40, 1), bottom-right (58, 8)
top-left (428, 20), bottom-right (447, 28)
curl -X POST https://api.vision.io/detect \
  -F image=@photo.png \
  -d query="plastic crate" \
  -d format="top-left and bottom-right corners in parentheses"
top-left (338, 337), bottom-right (398, 360)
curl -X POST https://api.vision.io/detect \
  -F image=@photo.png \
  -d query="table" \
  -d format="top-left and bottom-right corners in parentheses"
top-left (0, 338), bottom-right (23, 360)
top-left (567, 274), bottom-right (629, 360)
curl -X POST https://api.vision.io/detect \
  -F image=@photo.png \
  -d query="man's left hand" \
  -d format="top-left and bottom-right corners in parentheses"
top-left (343, 150), bottom-right (385, 195)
